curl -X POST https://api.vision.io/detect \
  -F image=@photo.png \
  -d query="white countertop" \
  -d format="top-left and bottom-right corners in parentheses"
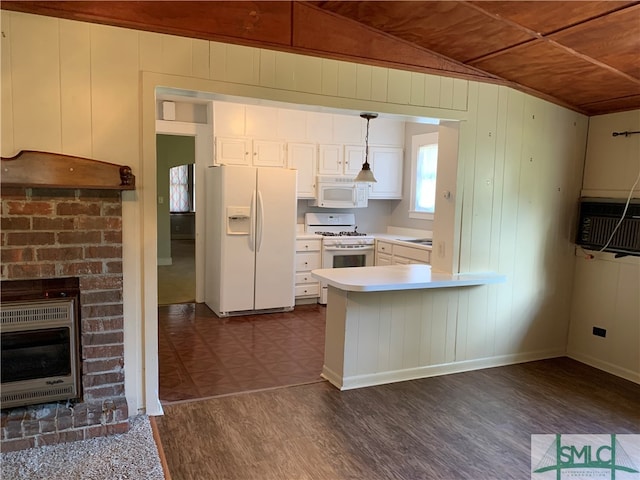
top-left (296, 232), bottom-right (323, 240)
top-left (371, 233), bottom-right (432, 250)
top-left (311, 264), bottom-right (506, 292)
top-left (297, 231), bottom-right (432, 248)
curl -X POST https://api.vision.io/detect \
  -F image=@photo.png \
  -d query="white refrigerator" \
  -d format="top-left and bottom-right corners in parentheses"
top-left (205, 165), bottom-right (297, 317)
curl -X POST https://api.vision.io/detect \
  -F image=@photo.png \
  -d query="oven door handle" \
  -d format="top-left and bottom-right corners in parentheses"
top-left (323, 246), bottom-right (374, 251)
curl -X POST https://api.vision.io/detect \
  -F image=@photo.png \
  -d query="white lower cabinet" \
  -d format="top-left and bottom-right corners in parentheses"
top-left (375, 240), bottom-right (430, 265)
top-left (376, 252), bottom-right (393, 265)
top-left (295, 238), bottom-right (322, 300)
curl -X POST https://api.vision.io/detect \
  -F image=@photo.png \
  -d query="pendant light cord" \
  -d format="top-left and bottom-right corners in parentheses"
top-left (364, 117), bottom-right (370, 165)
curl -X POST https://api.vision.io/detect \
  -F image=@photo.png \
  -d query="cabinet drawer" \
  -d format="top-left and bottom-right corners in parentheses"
top-left (295, 239), bottom-right (322, 252)
top-left (295, 252), bottom-right (321, 271)
top-left (394, 244), bottom-right (430, 263)
top-left (376, 252), bottom-right (392, 266)
top-left (393, 256), bottom-right (411, 265)
top-left (377, 241), bottom-right (392, 254)
top-left (295, 272), bottom-right (317, 284)
top-left (295, 284), bottom-right (320, 297)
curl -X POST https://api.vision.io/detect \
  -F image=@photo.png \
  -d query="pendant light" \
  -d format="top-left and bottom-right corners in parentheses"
top-left (355, 112), bottom-right (378, 183)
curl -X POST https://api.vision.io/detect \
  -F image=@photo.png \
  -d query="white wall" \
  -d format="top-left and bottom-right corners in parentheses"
top-left (297, 200), bottom-right (393, 234)
top-left (1, 11), bottom-right (593, 414)
top-left (388, 122), bottom-right (439, 231)
top-left (567, 110), bottom-right (640, 383)
top-left (581, 110), bottom-right (640, 199)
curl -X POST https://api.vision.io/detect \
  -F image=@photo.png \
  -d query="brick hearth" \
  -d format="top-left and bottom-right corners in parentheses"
top-left (1, 187), bottom-right (129, 451)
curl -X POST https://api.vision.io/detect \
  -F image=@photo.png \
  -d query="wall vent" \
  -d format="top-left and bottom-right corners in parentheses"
top-left (576, 198), bottom-right (640, 256)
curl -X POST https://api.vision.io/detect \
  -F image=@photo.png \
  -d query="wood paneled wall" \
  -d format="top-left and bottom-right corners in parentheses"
top-left (1, 10), bottom-right (596, 413)
top-left (568, 110), bottom-right (640, 382)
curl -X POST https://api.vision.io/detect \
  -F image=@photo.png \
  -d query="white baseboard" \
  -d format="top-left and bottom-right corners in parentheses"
top-left (157, 257), bottom-right (173, 266)
top-left (295, 297), bottom-right (319, 306)
top-left (567, 350), bottom-right (640, 384)
top-left (334, 349), bottom-right (566, 391)
top-left (321, 366), bottom-right (345, 390)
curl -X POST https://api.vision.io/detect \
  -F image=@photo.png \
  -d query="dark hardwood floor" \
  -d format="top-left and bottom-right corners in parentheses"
top-left (155, 357), bottom-right (640, 480)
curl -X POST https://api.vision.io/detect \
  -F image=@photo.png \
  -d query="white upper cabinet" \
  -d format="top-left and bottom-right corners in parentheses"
top-left (214, 137), bottom-right (285, 167)
top-left (287, 142), bottom-right (317, 198)
top-left (317, 144), bottom-right (344, 175)
top-left (245, 105), bottom-right (278, 138)
top-left (213, 102), bottom-right (245, 137)
top-left (212, 101), bottom-right (405, 196)
top-left (344, 145), bottom-right (367, 176)
top-left (306, 112), bottom-right (333, 143)
top-left (252, 139), bottom-right (285, 167)
top-left (278, 109), bottom-right (307, 141)
top-left (215, 136), bottom-right (251, 166)
top-left (367, 146), bottom-right (404, 199)
top-left (320, 145), bottom-right (364, 177)
top-left (369, 117), bottom-right (405, 145)
top-left (333, 115), bottom-right (363, 144)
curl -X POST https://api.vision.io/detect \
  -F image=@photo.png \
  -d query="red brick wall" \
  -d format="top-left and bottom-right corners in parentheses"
top-left (1, 187), bottom-right (129, 451)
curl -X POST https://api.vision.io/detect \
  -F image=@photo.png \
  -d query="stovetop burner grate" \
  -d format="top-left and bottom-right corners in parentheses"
top-left (316, 231), bottom-right (367, 237)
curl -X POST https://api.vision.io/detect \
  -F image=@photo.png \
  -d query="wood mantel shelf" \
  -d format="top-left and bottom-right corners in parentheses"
top-left (1, 151), bottom-right (135, 190)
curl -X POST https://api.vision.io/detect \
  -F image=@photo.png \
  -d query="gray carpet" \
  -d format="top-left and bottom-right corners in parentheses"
top-left (0, 415), bottom-right (164, 480)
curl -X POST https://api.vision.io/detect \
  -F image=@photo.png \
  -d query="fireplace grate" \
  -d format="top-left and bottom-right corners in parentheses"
top-left (2, 302), bottom-right (72, 326)
top-left (2, 385), bottom-right (75, 405)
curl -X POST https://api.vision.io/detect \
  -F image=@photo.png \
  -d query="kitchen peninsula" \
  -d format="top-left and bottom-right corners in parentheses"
top-left (312, 265), bottom-right (506, 390)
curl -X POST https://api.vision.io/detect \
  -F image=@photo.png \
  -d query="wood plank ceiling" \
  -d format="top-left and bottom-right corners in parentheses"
top-left (2, 1), bottom-right (639, 116)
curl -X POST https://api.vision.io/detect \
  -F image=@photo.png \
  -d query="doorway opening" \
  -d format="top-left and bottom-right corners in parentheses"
top-left (157, 134), bottom-right (196, 305)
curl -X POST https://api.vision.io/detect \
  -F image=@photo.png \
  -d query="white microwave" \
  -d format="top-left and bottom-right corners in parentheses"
top-left (309, 176), bottom-right (368, 208)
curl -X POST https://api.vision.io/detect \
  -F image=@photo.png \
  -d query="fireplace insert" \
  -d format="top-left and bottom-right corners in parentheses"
top-left (1, 278), bottom-right (82, 409)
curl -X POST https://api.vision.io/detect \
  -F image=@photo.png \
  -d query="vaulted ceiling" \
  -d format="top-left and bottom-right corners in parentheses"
top-left (2, 1), bottom-right (639, 116)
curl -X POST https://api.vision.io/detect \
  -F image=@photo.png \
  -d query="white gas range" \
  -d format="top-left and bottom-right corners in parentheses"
top-left (304, 213), bottom-right (375, 304)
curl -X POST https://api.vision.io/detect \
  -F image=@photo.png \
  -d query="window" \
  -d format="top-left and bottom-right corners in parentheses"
top-left (410, 132), bottom-right (438, 220)
top-left (169, 164), bottom-right (194, 212)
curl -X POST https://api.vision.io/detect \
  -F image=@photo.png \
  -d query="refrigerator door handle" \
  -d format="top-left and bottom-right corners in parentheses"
top-left (249, 190), bottom-right (256, 251)
top-left (256, 190), bottom-right (264, 251)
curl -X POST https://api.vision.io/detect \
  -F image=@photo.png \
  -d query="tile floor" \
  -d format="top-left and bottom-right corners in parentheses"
top-left (158, 303), bottom-right (326, 403)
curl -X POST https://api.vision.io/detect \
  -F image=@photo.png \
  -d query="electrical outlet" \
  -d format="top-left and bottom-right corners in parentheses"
top-left (158, 196), bottom-right (164, 204)
top-left (592, 327), bottom-right (606, 338)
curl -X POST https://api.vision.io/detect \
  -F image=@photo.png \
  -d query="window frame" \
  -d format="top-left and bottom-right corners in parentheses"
top-left (409, 132), bottom-right (439, 220)
top-left (169, 164), bottom-right (194, 213)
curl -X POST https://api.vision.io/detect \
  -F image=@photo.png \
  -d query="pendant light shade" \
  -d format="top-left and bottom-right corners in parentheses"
top-left (355, 112), bottom-right (378, 183)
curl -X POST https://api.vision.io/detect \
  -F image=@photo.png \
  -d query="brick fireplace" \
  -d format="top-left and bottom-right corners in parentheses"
top-left (1, 186), bottom-right (129, 452)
